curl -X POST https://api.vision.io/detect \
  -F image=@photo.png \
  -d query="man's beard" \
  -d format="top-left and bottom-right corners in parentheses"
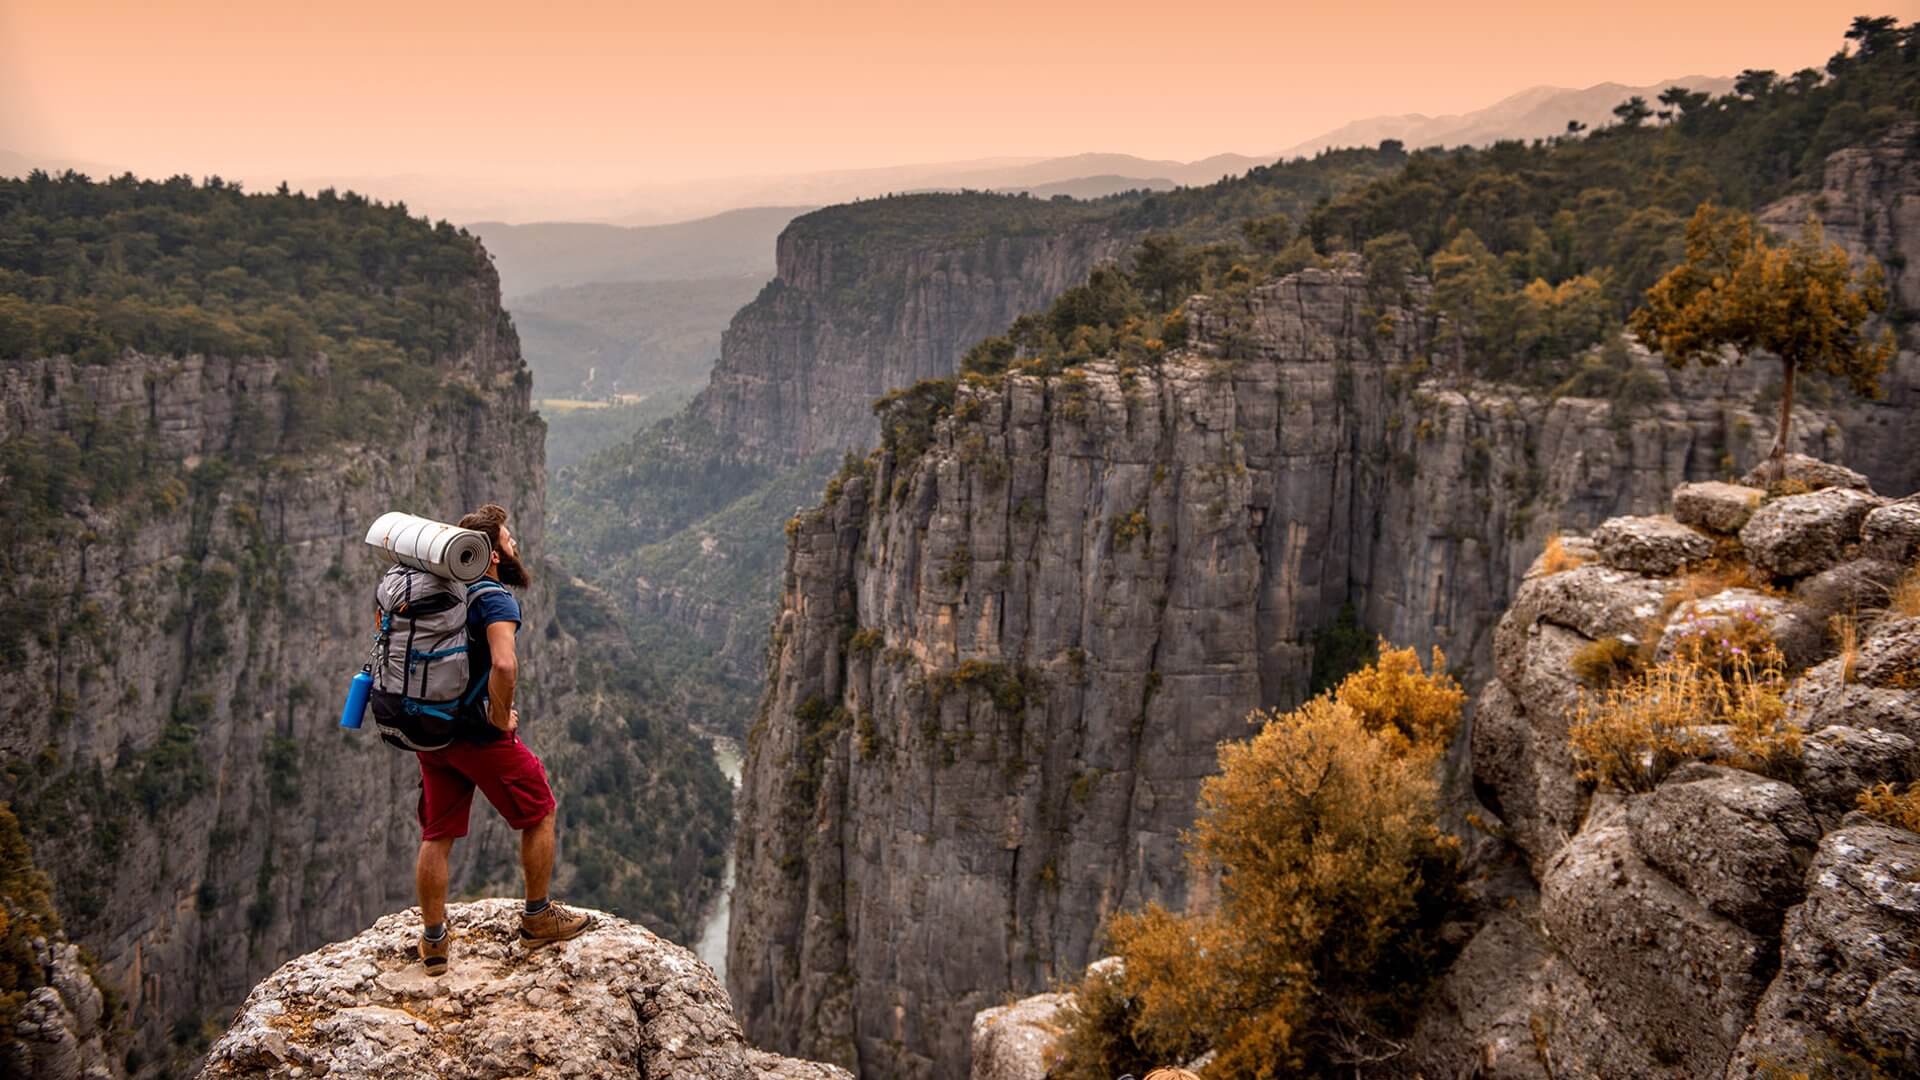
top-left (497, 547), bottom-right (532, 588)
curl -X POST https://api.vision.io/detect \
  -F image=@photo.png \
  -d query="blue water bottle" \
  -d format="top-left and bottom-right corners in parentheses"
top-left (340, 668), bottom-right (373, 729)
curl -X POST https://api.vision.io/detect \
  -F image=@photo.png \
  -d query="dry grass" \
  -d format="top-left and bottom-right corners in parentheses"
top-left (1893, 566), bottom-right (1920, 619)
top-left (1539, 534), bottom-right (1584, 575)
top-left (1571, 636), bottom-right (1639, 688)
top-left (1832, 614), bottom-right (1860, 685)
top-left (1659, 557), bottom-right (1777, 621)
top-left (1856, 782), bottom-right (1920, 833)
top-left (1570, 661), bottom-right (1713, 792)
top-left (1573, 619), bottom-right (1799, 791)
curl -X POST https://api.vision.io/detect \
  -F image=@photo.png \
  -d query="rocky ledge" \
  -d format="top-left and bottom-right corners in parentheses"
top-left (203, 900), bottom-right (847, 1080)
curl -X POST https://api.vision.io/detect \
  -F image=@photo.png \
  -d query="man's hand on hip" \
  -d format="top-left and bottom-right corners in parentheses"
top-left (493, 707), bottom-right (519, 734)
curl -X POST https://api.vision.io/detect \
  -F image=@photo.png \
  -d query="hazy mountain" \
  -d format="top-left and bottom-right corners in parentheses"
top-left (1278, 75), bottom-right (1737, 156)
top-left (6, 76), bottom-right (1734, 232)
top-left (467, 207), bottom-right (806, 298)
top-left (995, 174), bottom-right (1176, 199)
top-left (512, 275), bottom-right (766, 398)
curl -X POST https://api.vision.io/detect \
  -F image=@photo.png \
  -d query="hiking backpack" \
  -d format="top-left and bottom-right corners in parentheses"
top-left (367, 564), bottom-right (507, 751)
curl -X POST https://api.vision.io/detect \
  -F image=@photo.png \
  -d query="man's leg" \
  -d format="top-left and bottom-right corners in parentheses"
top-left (521, 811), bottom-right (555, 904)
top-left (417, 838), bottom-right (454, 925)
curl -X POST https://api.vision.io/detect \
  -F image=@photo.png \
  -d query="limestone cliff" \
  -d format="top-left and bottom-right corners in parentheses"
top-left (692, 204), bottom-right (1131, 461)
top-left (0, 254), bottom-right (725, 1073)
top-left (973, 467), bottom-right (1920, 1078)
top-left (202, 898), bottom-right (848, 1080)
top-left (724, 259), bottom-right (1877, 1077)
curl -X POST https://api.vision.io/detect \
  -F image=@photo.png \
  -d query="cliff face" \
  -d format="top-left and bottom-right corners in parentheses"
top-left (692, 217), bottom-right (1130, 461)
top-left (971, 470), bottom-right (1920, 1079)
top-left (725, 262), bottom-right (1867, 1077)
top-left (0, 261), bottom-right (723, 1071)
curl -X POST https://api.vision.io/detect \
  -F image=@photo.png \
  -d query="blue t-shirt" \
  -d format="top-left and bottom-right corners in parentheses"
top-left (461, 582), bottom-right (521, 735)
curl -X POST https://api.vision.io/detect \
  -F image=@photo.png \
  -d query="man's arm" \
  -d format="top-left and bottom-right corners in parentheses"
top-left (486, 620), bottom-right (518, 732)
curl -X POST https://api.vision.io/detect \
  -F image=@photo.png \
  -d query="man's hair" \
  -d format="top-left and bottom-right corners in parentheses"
top-left (459, 504), bottom-right (510, 549)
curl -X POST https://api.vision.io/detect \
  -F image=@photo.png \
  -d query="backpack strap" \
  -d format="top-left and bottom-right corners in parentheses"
top-left (466, 578), bottom-right (507, 599)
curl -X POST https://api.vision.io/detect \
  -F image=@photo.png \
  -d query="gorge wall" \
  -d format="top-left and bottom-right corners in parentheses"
top-left (727, 128), bottom-right (1920, 1079)
top-left (725, 264), bottom-right (1831, 1076)
top-left (0, 257), bottom-right (725, 1073)
top-left (689, 198), bottom-right (1132, 462)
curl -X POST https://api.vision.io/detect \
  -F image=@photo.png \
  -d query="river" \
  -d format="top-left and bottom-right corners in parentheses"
top-left (692, 735), bottom-right (742, 980)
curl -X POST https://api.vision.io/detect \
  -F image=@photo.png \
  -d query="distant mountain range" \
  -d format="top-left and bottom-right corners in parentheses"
top-left (1273, 75), bottom-right (1738, 158)
top-left (3, 74), bottom-right (1736, 229)
top-left (467, 206), bottom-right (806, 298)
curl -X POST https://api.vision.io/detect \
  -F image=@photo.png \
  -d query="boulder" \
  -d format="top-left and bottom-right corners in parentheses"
top-left (1624, 764), bottom-right (1818, 933)
top-left (970, 992), bottom-right (1070, 1080)
top-left (1411, 900), bottom-right (1671, 1080)
top-left (1494, 564), bottom-right (1671, 691)
top-left (1861, 497), bottom-right (1920, 566)
top-left (1672, 481), bottom-right (1765, 535)
top-left (202, 900), bottom-right (849, 1080)
top-left (1538, 803), bottom-right (1773, 1077)
top-left (1728, 822), bottom-right (1920, 1078)
top-left (1797, 725), bottom-right (1920, 822)
top-left (1854, 615), bottom-right (1920, 690)
top-left (1592, 515), bottom-right (1714, 575)
top-left (1739, 488), bottom-right (1885, 579)
top-left (1472, 677), bottom-right (1588, 876)
top-left (1738, 454), bottom-right (1871, 492)
top-left (1792, 558), bottom-right (1904, 622)
top-left (1785, 616), bottom-right (1920, 742)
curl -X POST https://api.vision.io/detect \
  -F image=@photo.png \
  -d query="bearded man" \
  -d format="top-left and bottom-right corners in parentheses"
top-left (413, 503), bottom-right (590, 974)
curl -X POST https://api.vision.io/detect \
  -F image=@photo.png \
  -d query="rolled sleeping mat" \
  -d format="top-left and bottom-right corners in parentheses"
top-left (364, 511), bottom-right (492, 583)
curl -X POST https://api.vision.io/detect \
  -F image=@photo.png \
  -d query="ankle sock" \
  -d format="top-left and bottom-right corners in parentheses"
top-left (423, 923), bottom-right (447, 942)
top-left (525, 897), bottom-right (550, 916)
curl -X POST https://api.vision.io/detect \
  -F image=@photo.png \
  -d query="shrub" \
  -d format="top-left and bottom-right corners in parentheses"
top-left (1539, 534), bottom-right (1584, 575)
top-left (1307, 603), bottom-right (1377, 697)
top-left (1893, 566), bottom-right (1920, 619)
top-left (1856, 782), bottom-right (1920, 833)
top-left (1331, 642), bottom-right (1465, 759)
top-left (0, 803), bottom-right (62, 1055)
top-left (1053, 650), bottom-right (1464, 1078)
top-left (1112, 509), bottom-right (1152, 551)
top-left (1571, 636), bottom-right (1639, 688)
top-left (1048, 961), bottom-right (1162, 1080)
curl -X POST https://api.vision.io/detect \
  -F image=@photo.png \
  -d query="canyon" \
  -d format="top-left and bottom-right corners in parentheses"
top-left (728, 127), bottom-right (1920, 1077)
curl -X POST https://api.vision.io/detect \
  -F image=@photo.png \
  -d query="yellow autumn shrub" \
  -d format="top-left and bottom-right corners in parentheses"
top-left (1052, 649), bottom-right (1465, 1079)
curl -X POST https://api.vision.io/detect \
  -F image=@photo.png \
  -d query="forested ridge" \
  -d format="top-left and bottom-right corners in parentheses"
top-left (936, 15), bottom-right (1920, 400)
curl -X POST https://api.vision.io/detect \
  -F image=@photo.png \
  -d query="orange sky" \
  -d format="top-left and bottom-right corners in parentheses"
top-left (1, 1), bottom-right (1909, 192)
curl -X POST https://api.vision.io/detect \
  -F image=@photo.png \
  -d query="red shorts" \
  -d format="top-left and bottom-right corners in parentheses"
top-left (416, 734), bottom-right (557, 840)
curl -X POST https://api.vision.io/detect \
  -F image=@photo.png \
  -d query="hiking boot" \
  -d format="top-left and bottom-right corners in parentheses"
top-left (418, 928), bottom-right (451, 976)
top-left (519, 901), bottom-right (592, 945)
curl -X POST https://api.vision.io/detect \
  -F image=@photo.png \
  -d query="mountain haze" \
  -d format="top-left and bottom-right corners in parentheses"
top-left (1279, 75), bottom-right (1740, 156)
top-left (466, 206), bottom-right (805, 297)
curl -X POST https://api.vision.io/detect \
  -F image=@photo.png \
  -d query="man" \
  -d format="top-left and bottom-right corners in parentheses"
top-left (414, 504), bottom-right (590, 975)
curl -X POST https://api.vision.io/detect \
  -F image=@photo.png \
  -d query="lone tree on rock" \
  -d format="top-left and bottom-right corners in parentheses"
top-left (1629, 202), bottom-right (1894, 480)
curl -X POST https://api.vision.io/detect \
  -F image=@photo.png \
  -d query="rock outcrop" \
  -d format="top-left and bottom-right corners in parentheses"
top-left (6, 933), bottom-right (118, 1080)
top-left (1428, 466), bottom-right (1920, 1079)
top-left (725, 256), bottom-right (1878, 1077)
top-left (203, 899), bottom-right (847, 1080)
